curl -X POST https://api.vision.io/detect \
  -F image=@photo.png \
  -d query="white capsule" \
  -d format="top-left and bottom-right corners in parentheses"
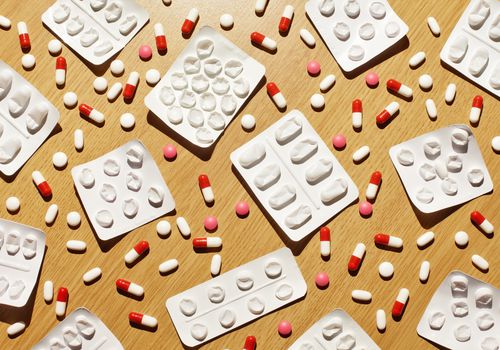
top-left (45, 204), bottom-right (59, 225)
top-left (376, 309), bottom-right (386, 331)
top-left (352, 290), bottom-right (372, 302)
top-left (7, 322), bottom-right (25, 336)
top-left (74, 129), bottom-right (84, 151)
top-left (107, 82), bottom-right (123, 101)
top-left (319, 74), bottom-right (336, 92)
top-left (416, 231), bottom-right (435, 248)
top-left (425, 99), bottom-right (437, 120)
top-left (299, 28), bottom-right (316, 47)
top-left (0, 16), bottom-right (11, 30)
top-left (427, 17), bottom-right (441, 36)
top-left (472, 254), bottom-right (489, 271)
top-left (353, 145), bottom-right (370, 162)
top-left (67, 240), bottom-right (86, 252)
top-left (159, 259), bottom-right (178, 274)
top-left (409, 51), bottom-right (426, 68)
top-left (43, 281), bottom-right (53, 303)
top-left (419, 261), bottom-right (430, 282)
top-left (176, 217), bottom-right (191, 238)
top-left (211, 254), bottom-right (222, 276)
top-left (83, 267), bottom-right (102, 284)
top-left (255, 0), bottom-right (268, 14)
top-left (445, 83), bottom-right (456, 104)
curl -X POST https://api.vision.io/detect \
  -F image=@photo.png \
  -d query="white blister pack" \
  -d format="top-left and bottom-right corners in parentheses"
top-left (41, 0), bottom-right (149, 66)
top-left (230, 110), bottom-right (358, 242)
top-left (0, 60), bottom-right (60, 176)
top-left (417, 271), bottom-right (499, 350)
top-left (440, 0), bottom-right (500, 98)
top-left (33, 307), bottom-right (124, 349)
top-left (71, 140), bottom-right (175, 241)
top-left (145, 26), bottom-right (265, 150)
top-left (166, 248), bottom-right (307, 347)
top-left (0, 219), bottom-right (46, 308)
top-left (389, 125), bottom-right (493, 214)
top-left (289, 308), bottom-right (381, 350)
top-left (305, 0), bottom-right (409, 72)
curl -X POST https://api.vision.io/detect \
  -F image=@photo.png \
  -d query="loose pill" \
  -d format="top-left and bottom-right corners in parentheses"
top-left (365, 71), bottom-right (379, 87)
top-left (241, 114), bottom-right (256, 130)
top-left (66, 211), bottom-right (81, 227)
top-left (211, 254), bottom-right (222, 276)
top-left (139, 44), bottom-right (152, 61)
top-left (55, 57), bottom-right (66, 85)
top-left (7, 322), bottom-right (25, 336)
top-left (0, 16), bottom-right (11, 30)
top-left (145, 69), bottom-right (161, 86)
top-left (310, 93), bottom-right (325, 109)
top-left (348, 243), bottom-right (366, 272)
top-left (67, 240), bottom-right (86, 252)
top-left (425, 99), bottom-right (437, 120)
top-left (116, 279), bottom-right (144, 297)
top-left (6, 196), bottom-right (20, 213)
top-left (419, 261), bottom-right (430, 282)
top-left (267, 82), bottom-right (286, 109)
top-left (279, 5), bottom-right (294, 32)
top-left (93, 76), bottom-right (108, 93)
top-left (120, 113), bottom-right (135, 130)
top-left (376, 309), bottom-right (386, 331)
top-left (48, 39), bottom-right (62, 55)
top-left (107, 82), bottom-right (123, 101)
top-left (332, 134), bottom-right (346, 150)
top-left (445, 83), bottom-right (456, 104)
top-left (375, 233), bottom-right (403, 248)
top-left (129, 312), bottom-right (157, 328)
top-left (176, 217), bottom-right (191, 238)
top-left (52, 152), bottom-right (68, 168)
top-left (244, 336), bottom-right (257, 350)
top-left (352, 145), bottom-right (370, 162)
top-left (299, 28), bottom-right (315, 47)
top-left (376, 102), bottom-right (399, 125)
top-left (204, 216), bottom-right (218, 231)
top-left (387, 79), bottom-right (413, 98)
top-left (255, 0), bottom-right (268, 14)
top-left (427, 16), bottom-right (441, 36)
top-left (455, 231), bottom-right (469, 247)
top-left (21, 54), bottom-right (35, 70)
top-left (492, 136), bottom-right (500, 152)
top-left (469, 95), bottom-right (483, 124)
top-left (366, 171), bottom-right (381, 201)
top-left (251, 32), bottom-right (277, 51)
top-left (419, 74), bottom-right (433, 90)
top-left (417, 231), bottom-right (435, 248)
top-left (163, 144), bottom-right (177, 160)
top-left (74, 129), bottom-right (84, 151)
top-left (125, 240), bottom-right (149, 264)
top-left (352, 290), bottom-right (372, 302)
top-left (17, 22), bottom-right (30, 50)
top-left (32, 171), bottom-right (52, 198)
top-left (409, 51), bottom-right (426, 68)
top-left (44, 281), bottom-right (53, 303)
top-left (359, 201), bottom-right (373, 216)
top-left (154, 23), bottom-right (167, 51)
top-left (110, 60), bottom-right (124, 76)
top-left (392, 288), bottom-right (409, 317)
top-left (307, 60), bottom-right (321, 76)
top-left (315, 272), bottom-right (329, 288)
top-left (472, 254), bottom-right (489, 271)
top-left (159, 258), bottom-right (178, 274)
top-left (79, 104), bottom-right (104, 124)
top-left (64, 92), bottom-right (78, 108)
top-left (193, 237), bottom-right (222, 249)
top-left (182, 8), bottom-right (199, 35)
top-left (83, 267), bottom-right (102, 284)
top-left (378, 261), bottom-right (394, 278)
top-left (320, 74), bottom-right (335, 92)
top-left (55, 287), bottom-right (68, 317)
top-left (123, 71), bottom-right (139, 100)
top-left (235, 201), bottom-right (250, 217)
top-left (471, 211), bottom-right (494, 234)
top-left (320, 227), bottom-right (330, 258)
top-left (156, 221), bottom-right (171, 237)
top-left (220, 14), bottom-right (234, 29)
top-left (278, 320), bottom-right (292, 337)
top-left (198, 174), bottom-right (214, 204)
top-left (352, 99), bottom-right (362, 129)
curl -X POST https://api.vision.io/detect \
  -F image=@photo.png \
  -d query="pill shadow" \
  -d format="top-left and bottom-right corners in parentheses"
top-left (117, 288), bottom-right (144, 301)
top-left (440, 61), bottom-right (499, 100)
top-left (387, 90), bottom-right (414, 103)
top-left (251, 41), bottom-right (277, 55)
top-left (376, 110), bottom-right (400, 130)
top-left (67, 247), bottom-right (87, 255)
top-left (352, 298), bottom-right (371, 305)
top-left (84, 273), bottom-right (102, 286)
top-left (455, 241), bottom-right (468, 249)
top-left (193, 246), bottom-right (222, 254)
top-left (255, 2), bottom-right (269, 17)
top-left (204, 224), bottom-right (217, 233)
top-left (160, 264), bottom-right (179, 277)
top-left (375, 243), bottom-right (403, 253)
top-left (417, 240), bottom-right (434, 251)
top-left (126, 248), bottom-right (150, 269)
top-left (380, 274), bottom-right (393, 282)
top-left (129, 320), bottom-right (157, 332)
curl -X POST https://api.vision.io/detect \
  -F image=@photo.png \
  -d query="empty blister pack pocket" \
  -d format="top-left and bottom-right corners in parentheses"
top-left (0, 219), bottom-right (46, 308)
top-left (389, 125), bottom-right (493, 214)
top-left (71, 140), bottom-right (175, 241)
top-left (230, 110), bottom-right (358, 242)
top-left (0, 60), bottom-right (60, 176)
top-left (42, 0), bottom-right (149, 66)
top-left (33, 307), bottom-right (124, 349)
top-left (305, 0), bottom-right (409, 72)
top-left (440, 0), bottom-right (500, 97)
top-left (417, 271), bottom-right (499, 350)
top-left (145, 26), bottom-right (265, 150)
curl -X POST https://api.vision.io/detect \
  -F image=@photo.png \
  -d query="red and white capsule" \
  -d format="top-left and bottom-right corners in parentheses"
top-left (116, 279), bottom-right (144, 297)
top-left (392, 288), bottom-right (409, 317)
top-left (374, 233), bottom-right (403, 249)
top-left (181, 8), bottom-right (199, 35)
top-left (320, 227), bottom-right (330, 257)
top-left (17, 22), bottom-right (30, 50)
top-left (32, 171), bottom-right (52, 198)
top-left (193, 237), bottom-right (222, 249)
top-left (471, 211), bottom-right (494, 234)
top-left (279, 5), bottom-right (294, 32)
top-left (267, 82), bottom-right (286, 109)
top-left (55, 287), bottom-right (68, 317)
top-left (154, 23), bottom-right (167, 52)
top-left (387, 79), bottom-right (413, 98)
top-left (243, 336), bottom-right (256, 350)
top-left (251, 32), bottom-right (277, 51)
top-left (469, 95), bottom-right (483, 124)
top-left (55, 56), bottom-right (66, 86)
top-left (79, 104), bottom-right (104, 124)
top-left (348, 243), bottom-right (366, 272)
top-left (123, 71), bottom-right (139, 100)
top-left (366, 171), bottom-right (382, 201)
top-left (198, 174), bottom-right (214, 204)
top-left (376, 101), bottom-right (399, 125)
top-left (352, 99), bottom-right (362, 129)
top-left (129, 312), bottom-right (157, 328)
top-left (124, 240), bottom-right (149, 264)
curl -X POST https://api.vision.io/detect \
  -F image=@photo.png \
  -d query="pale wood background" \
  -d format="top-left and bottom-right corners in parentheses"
top-left (0, 0), bottom-right (498, 349)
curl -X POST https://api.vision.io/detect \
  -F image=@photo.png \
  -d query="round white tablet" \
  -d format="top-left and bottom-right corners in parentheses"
top-left (455, 231), bottom-right (469, 247)
top-left (6, 196), bottom-right (20, 212)
top-left (156, 220), bottom-right (171, 237)
top-left (378, 261), bottom-right (394, 278)
top-left (93, 77), bottom-right (108, 93)
top-left (310, 93), bottom-right (325, 109)
top-left (145, 69), bottom-right (161, 85)
top-left (120, 113), bottom-right (135, 130)
top-left (67, 211), bottom-right (81, 227)
top-left (419, 74), bottom-right (433, 90)
top-left (63, 92), bottom-right (78, 108)
top-left (492, 136), bottom-right (500, 152)
top-left (220, 14), bottom-right (234, 29)
top-left (241, 114), bottom-right (256, 130)
top-left (21, 54), bottom-right (36, 70)
top-left (110, 60), bottom-right (124, 76)
top-left (48, 39), bottom-right (62, 55)
top-left (52, 152), bottom-right (68, 168)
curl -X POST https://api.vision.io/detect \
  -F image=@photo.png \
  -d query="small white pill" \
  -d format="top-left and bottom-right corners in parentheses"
top-left (63, 92), bottom-right (78, 108)
top-left (107, 82), bottom-right (122, 101)
top-left (409, 51), bottom-right (425, 68)
top-left (417, 231), bottom-right (435, 248)
top-left (378, 261), bottom-right (394, 278)
top-left (310, 93), bottom-right (325, 109)
top-left (93, 77), bottom-right (108, 93)
top-left (220, 14), bottom-right (234, 29)
top-left (427, 17), bottom-right (441, 36)
top-left (156, 220), bottom-right (171, 237)
top-left (120, 113), bottom-right (135, 130)
top-left (145, 69), bottom-right (161, 86)
top-left (419, 261), bottom-right (430, 282)
top-left (43, 281), bottom-right (53, 303)
top-left (445, 83), bottom-right (456, 104)
top-left (419, 74), bottom-right (433, 90)
top-left (353, 145), bottom-right (370, 162)
top-left (299, 28), bottom-right (316, 47)
top-left (472, 254), bottom-right (489, 271)
top-left (45, 204), bottom-right (59, 225)
top-left (0, 16), bottom-right (11, 30)
top-left (110, 59), bottom-right (124, 76)
top-left (67, 211), bottom-right (81, 227)
top-left (21, 54), bottom-right (35, 70)
top-left (6, 196), bottom-right (20, 213)
top-left (48, 39), bottom-right (62, 55)
top-left (52, 152), bottom-right (68, 168)
top-left (352, 290), bottom-right (372, 302)
top-left (7, 322), bottom-right (25, 336)
top-left (241, 114), bottom-right (256, 130)
top-left (67, 240), bottom-right (86, 252)
top-left (425, 99), bottom-right (437, 120)
top-left (492, 136), bottom-right (500, 152)
top-left (211, 254), bottom-right (222, 276)
top-left (376, 309), bottom-right (386, 331)
top-left (83, 267), bottom-right (102, 283)
top-left (176, 217), bottom-right (191, 238)
top-left (159, 258), bottom-right (178, 274)
top-left (320, 74), bottom-right (336, 92)
top-left (454, 231), bottom-right (469, 247)
top-left (74, 129), bottom-right (84, 151)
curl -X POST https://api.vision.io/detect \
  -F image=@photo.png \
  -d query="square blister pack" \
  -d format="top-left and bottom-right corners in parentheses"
top-left (41, 0), bottom-right (149, 66)
top-left (33, 307), bottom-right (124, 349)
top-left (305, 0), bottom-right (409, 72)
top-left (289, 308), bottom-right (381, 350)
top-left (70, 140), bottom-right (175, 241)
top-left (417, 271), bottom-right (499, 350)
top-left (0, 219), bottom-right (46, 308)
top-left (165, 248), bottom-right (307, 347)
top-left (440, 0), bottom-right (500, 98)
top-left (144, 26), bottom-right (265, 150)
top-left (230, 110), bottom-right (358, 242)
top-left (0, 60), bottom-right (60, 176)
top-left (389, 125), bottom-right (493, 214)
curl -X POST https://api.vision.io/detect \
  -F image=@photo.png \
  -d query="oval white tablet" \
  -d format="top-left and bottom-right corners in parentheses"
top-left (83, 267), bottom-right (102, 283)
top-left (159, 259), bottom-right (178, 274)
top-left (352, 145), bottom-right (370, 162)
top-left (176, 217), bottom-right (191, 238)
top-left (319, 74), bottom-right (336, 92)
top-left (45, 204), bottom-right (59, 225)
top-left (43, 280), bottom-right (53, 303)
top-left (300, 28), bottom-right (316, 47)
top-left (352, 289), bottom-right (372, 302)
top-left (67, 240), bottom-right (86, 252)
top-left (472, 254), bottom-right (489, 271)
top-left (427, 16), bottom-right (441, 36)
top-left (417, 231), bottom-right (435, 248)
top-left (419, 261), bottom-right (430, 282)
top-left (211, 254), bottom-right (222, 276)
top-left (409, 51), bottom-right (426, 68)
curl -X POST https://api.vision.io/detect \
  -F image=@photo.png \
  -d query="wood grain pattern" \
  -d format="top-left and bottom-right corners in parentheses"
top-left (0, 0), bottom-right (498, 349)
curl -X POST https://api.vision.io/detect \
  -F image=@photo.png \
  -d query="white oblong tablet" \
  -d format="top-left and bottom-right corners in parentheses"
top-left (67, 240), bottom-right (86, 252)
top-left (176, 217), bottom-right (191, 238)
top-left (409, 51), bottom-right (426, 68)
top-left (352, 145), bottom-right (370, 162)
top-left (319, 74), bottom-right (335, 92)
top-left (159, 259), bottom-right (179, 274)
top-left (351, 289), bottom-right (372, 302)
top-left (427, 16), bottom-right (440, 36)
top-left (300, 28), bottom-right (316, 47)
top-left (44, 280), bottom-right (53, 303)
top-left (83, 267), bottom-right (102, 283)
top-left (472, 254), bottom-right (489, 271)
top-left (376, 309), bottom-right (386, 331)
top-left (7, 322), bottom-right (25, 336)
top-left (425, 99), bottom-right (437, 120)
top-left (45, 204), bottom-right (59, 225)
top-left (419, 261), bottom-right (430, 282)
top-left (210, 254), bottom-right (221, 276)
top-left (445, 83), bottom-right (457, 104)
top-left (74, 129), bottom-right (84, 151)
top-left (417, 231), bottom-right (435, 248)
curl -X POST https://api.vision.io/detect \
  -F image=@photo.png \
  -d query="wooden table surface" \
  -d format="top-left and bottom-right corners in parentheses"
top-left (0, 0), bottom-right (498, 349)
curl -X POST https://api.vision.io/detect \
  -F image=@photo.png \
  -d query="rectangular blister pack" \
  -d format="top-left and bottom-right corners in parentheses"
top-left (165, 248), bottom-right (307, 347)
top-left (33, 307), bottom-right (124, 349)
top-left (71, 139), bottom-right (175, 241)
top-left (0, 219), bottom-right (46, 308)
top-left (305, 0), bottom-right (409, 72)
top-left (289, 308), bottom-right (381, 350)
top-left (41, 0), bottom-right (149, 66)
top-left (230, 110), bottom-right (358, 242)
top-left (389, 125), bottom-right (493, 214)
top-left (440, 0), bottom-right (500, 98)
top-left (0, 60), bottom-right (60, 176)
top-left (417, 271), bottom-right (499, 350)
top-left (145, 26), bottom-right (265, 150)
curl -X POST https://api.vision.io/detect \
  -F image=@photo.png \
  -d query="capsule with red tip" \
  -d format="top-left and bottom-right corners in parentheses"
top-left (55, 287), bottom-right (68, 317)
top-left (392, 288), bottom-right (409, 317)
top-left (32, 171), bottom-right (52, 198)
top-left (116, 279), bottom-right (144, 297)
top-left (469, 95), bottom-right (483, 124)
top-left (376, 101), bottom-right (399, 125)
top-left (267, 82), bottom-right (286, 109)
top-left (352, 99), bottom-right (362, 129)
top-left (55, 56), bottom-right (66, 86)
top-left (251, 32), bottom-right (277, 51)
top-left (243, 336), bottom-right (256, 350)
top-left (123, 71), bottom-right (139, 100)
top-left (279, 5), bottom-right (294, 32)
top-left (320, 227), bottom-right (330, 257)
top-left (79, 104), bottom-right (104, 124)
top-left (374, 233), bottom-right (403, 248)
top-left (129, 312), bottom-right (157, 328)
top-left (124, 240), bottom-right (149, 264)
top-left (154, 23), bottom-right (167, 52)
top-left (181, 8), bottom-right (199, 35)
top-left (471, 211), bottom-right (494, 234)
top-left (387, 79), bottom-right (413, 98)
top-left (193, 237), bottom-right (222, 248)
top-left (17, 22), bottom-right (30, 50)
top-left (198, 174), bottom-right (214, 204)
top-left (366, 171), bottom-right (381, 201)
top-left (348, 243), bottom-right (366, 272)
